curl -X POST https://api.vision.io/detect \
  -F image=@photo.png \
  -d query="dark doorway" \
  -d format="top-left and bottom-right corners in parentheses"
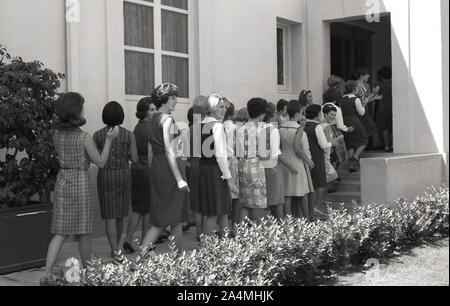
top-left (330, 15), bottom-right (393, 150)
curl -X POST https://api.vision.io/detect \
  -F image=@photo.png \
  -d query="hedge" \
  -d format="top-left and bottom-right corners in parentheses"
top-left (82, 186), bottom-right (449, 286)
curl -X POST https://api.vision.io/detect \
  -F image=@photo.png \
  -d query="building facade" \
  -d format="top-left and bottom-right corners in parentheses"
top-left (1, 0), bottom-right (448, 232)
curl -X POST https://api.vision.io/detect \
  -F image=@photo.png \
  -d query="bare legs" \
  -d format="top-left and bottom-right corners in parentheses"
top-left (44, 235), bottom-right (69, 276)
top-left (141, 224), bottom-right (183, 251)
top-left (353, 145), bottom-right (367, 161)
top-left (77, 234), bottom-right (92, 268)
top-left (124, 213), bottom-right (150, 246)
top-left (203, 215), bottom-right (229, 236)
top-left (105, 218), bottom-right (124, 252)
top-left (43, 233), bottom-right (91, 278)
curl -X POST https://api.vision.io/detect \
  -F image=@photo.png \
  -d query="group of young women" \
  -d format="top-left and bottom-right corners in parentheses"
top-left (40, 66), bottom-right (392, 284)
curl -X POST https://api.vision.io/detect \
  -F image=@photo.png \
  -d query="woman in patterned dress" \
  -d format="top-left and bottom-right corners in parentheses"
top-left (320, 105), bottom-right (341, 184)
top-left (123, 97), bottom-right (157, 254)
top-left (355, 68), bottom-right (382, 142)
top-left (237, 98), bottom-right (268, 221)
top-left (94, 102), bottom-right (138, 260)
top-left (41, 92), bottom-right (119, 285)
top-left (139, 84), bottom-right (189, 254)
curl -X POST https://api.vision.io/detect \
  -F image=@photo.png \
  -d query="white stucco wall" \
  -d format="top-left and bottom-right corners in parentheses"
top-left (0, 0), bottom-right (67, 89)
top-left (197, 0), bottom-right (306, 109)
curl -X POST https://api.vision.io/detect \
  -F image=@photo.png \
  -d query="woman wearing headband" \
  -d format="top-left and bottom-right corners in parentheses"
top-left (139, 84), bottom-right (189, 255)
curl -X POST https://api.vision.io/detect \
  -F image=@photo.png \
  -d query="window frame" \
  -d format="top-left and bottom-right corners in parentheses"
top-left (123, 0), bottom-right (194, 103)
top-left (277, 22), bottom-right (292, 94)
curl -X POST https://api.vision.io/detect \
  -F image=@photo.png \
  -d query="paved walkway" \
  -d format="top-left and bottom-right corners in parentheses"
top-left (0, 228), bottom-right (200, 286)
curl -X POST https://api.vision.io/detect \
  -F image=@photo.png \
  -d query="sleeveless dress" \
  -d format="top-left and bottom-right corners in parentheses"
top-left (94, 126), bottom-right (132, 220)
top-left (131, 120), bottom-right (152, 214)
top-left (198, 121), bottom-right (231, 216)
top-left (148, 113), bottom-right (188, 227)
top-left (341, 95), bottom-right (368, 150)
top-left (51, 129), bottom-right (93, 235)
top-left (237, 123), bottom-right (267, 209)
top-left (304, 121), bottom-right (327, 189)
top-left (279, 122), bottom-right (313, 197)
top-left (224, 120), bottom-right (239, 200)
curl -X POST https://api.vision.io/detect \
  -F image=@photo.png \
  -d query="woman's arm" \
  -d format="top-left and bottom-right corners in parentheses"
top-left (162, 116), bottom-right (189, 191)
top-left (85, 127), bottom-right (119, 168)
top-left (293, 128), bottom-right (314, 169)
top-left (129, 134), bottom-right (139, 164)
top-left (213, 123), bottom-right (232, 180)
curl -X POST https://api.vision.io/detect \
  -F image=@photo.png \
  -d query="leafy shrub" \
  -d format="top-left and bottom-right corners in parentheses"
top-left (0, 45), bottom-right (64, 208)
top-left (83, 186), bottom-right (449, 286)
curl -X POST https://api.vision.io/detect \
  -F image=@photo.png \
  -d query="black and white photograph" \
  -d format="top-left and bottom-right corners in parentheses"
top-left (0, 0), bottom-right (448, 291)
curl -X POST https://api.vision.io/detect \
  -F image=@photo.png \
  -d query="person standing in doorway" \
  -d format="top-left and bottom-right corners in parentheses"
top-left (341, 81), bottom-right (369, 172)
top-left (375, 66), bottom-right (393, 152)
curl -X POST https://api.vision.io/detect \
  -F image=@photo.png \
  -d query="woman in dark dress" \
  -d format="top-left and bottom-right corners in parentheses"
top-left (341, 81), bottom-right (369, 172)
top-left (123, 97), bottom-right (157, 254)
top-left (304, 104), bottom-right (338, 220)
top-left (198, 94), bottom-right (233, 236)
top-left (375, 67), bottom-right (393, 152)
top-left (94, 102), bottom-right (138, 260)
top-left (140, 84), bottom-right (189, 254)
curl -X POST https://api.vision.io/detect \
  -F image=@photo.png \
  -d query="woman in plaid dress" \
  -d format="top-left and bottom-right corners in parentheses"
top-left (94, 101), bottom-right (138, 260)
top-left (41, 92), bottom-right (118, 285)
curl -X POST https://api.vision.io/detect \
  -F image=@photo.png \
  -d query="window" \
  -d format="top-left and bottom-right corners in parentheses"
top-left (124, 0), bottom-right (191, 99)
top-left (277, 23), bottom-right (290, 92)
top-left (277, 19), bottom-right (302, 95)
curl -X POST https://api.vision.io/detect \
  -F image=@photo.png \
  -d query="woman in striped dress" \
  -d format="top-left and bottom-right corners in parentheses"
top-left (94, 101), bottom-right (138, 260)
top-left (41, 92), bottom-right (119, 285)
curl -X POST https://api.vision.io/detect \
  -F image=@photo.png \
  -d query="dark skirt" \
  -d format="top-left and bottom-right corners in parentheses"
top-left (199, 163), bottom-right (231, 216)
top-left (376, 104), bottom-right (393, 131)
top-left (187, 158), bottom-right (201, 212)
top-left (97, 168), bottom-right (131, 220)
top-left (131, 166), bottom-right (150, 214)
top-left (360, 111), bottom-right (378, 137)
top-left (343, 116), bottom-right (368, 151)
top-left (310, 152), bottom-right (327, 189)
top-left (149, 155), bottom-right (189, 227)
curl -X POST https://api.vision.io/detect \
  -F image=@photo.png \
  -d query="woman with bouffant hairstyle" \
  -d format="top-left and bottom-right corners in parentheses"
top-left (139, 84), bottom-right (189, 256)
top-left (41, 92), bottom-right (119, 285)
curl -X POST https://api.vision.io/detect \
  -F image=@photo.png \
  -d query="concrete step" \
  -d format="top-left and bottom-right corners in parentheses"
top-left (333, 180), bottom-right (361, 192)
top-left (323, 191), bottom-right (361, 205)
top-left (338, 171), bottom-right (361, 181)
